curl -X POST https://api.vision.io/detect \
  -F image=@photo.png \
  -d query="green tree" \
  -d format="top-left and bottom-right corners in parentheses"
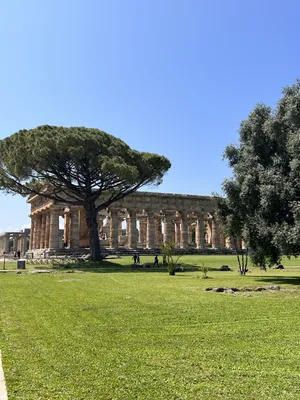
top-left (160, 241), bottom-right (181, 275)
top-left (0, 126), bottom-right (171, 261)
top-left (213, 190), bottom-right (249, 275)
top-left (219, 80), bottom-right (300, 267)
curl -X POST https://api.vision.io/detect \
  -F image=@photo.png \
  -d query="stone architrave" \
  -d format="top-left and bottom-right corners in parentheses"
top-left (146, 211), bottom-right (155, 249)
top-left (180, 213), bottom-right (188, 248)
top-left (49, 210), bottom-right (60, 249)
top-left (109, 209), bottom-right (119, 249)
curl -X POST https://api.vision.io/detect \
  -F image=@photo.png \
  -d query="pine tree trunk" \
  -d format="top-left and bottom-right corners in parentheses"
top-left (84, 202), bottom-right (102, 261)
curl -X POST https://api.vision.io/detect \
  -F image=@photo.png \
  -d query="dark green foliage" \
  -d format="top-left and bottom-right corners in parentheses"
top-left (0, 126), bottom-right (171, 260)
top-left (218, 80), bottom-right (300, 267)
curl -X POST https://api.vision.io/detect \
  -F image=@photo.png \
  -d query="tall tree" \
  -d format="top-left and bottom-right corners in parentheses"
top-left (213, 186), bottom-right (249, 275)
top-left (219, 80), bottom-right (300, 267)
top-left (0, 126), bottom-right (171, 261)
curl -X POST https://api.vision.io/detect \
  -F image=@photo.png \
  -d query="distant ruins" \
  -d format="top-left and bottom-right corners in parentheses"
top-left (0, 229), bottom-right (30, 255)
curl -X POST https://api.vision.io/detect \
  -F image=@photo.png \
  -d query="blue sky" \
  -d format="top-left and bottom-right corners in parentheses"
top-left (0, 0), bottom-right (299, 232)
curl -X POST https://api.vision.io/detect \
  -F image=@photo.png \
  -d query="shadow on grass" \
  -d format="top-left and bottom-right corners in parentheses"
top-left (52, 261), bottom-right (200, 274)
top-left (53, 261), bottom-right (164, 273)
top-left (255, 276), bottom-right (300, 286)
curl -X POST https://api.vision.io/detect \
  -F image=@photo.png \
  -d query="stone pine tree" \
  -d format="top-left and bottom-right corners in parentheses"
top-left (0, 126), bottom-right (171, 261)
top-left (218, 80), bottom-right (300, 267)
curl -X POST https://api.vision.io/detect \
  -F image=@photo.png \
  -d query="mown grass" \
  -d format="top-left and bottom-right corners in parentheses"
top-left (1, 255), bottom-right (300, 399)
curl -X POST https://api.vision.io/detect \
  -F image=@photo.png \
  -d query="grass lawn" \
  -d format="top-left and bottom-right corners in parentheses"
top-left (1, 255), bottom-right (300, 399)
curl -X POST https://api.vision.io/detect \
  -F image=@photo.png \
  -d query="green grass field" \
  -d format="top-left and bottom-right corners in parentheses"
top-left (1, 255), bottom-right (300, 399)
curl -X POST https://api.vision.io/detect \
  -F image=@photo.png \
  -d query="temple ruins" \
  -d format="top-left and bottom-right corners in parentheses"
top-left (24, 191), bottom-right (241, 257)
top-left (0, 229), bottom-right (30, 255)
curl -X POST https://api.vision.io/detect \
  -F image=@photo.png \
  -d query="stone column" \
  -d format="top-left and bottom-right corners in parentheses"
top-left (64, 209), bottom-right (71, 247)
top-left (109, 209), bottom-right (119, 249)
top-left (175, 220), bottom-right (181, 247)
top-left (211, 218), bottom-right (220, 249)
top-left (31, 217), bottom-right (36, 250)
top-left (40, 214), bottom-right (46, 248)
top-left (230, 237), bottom-right (235, 249)
top-left (22, 235), bottom-right (27, 255)
top-left (236, 237), bottom-right (242, 249)
top-left (206, 220), bottom-right (212, 246)
top-left (128, 209), bottom-right (137, 249)
top-left (187, 219), bottom-right (192, 244)
top-left (146, 211), bottom-right (155, 249)
top-left (49, 209), bottom-right (60, 249)
top-left (45, 213), bottom-right (50, 248)
top-left (180, 212), bottom-right (188, 249)
top-left (4, 234), bottom-right (9, 254)
top-left (118, 219), bottom-right (123, 238)
top-left (163, 212), bottom-right (173, 243)
top-left (219, 230), bottom-right (225, 248)
top-left (30, 217), bottom-right (35, 250)
top-left (98, 214), bottom-right (104, 239)
top-left (70, 209), bottom-right (80, 248)
top-left (154, 217), bottom-right (163, 247)
top-left (195, 215), bottom-right (205, 248)
top-left (126, 217), bottom-right (131, 247)
top-left (35, 215), bottom-right (42, 249)
top-left (139, 217), bottom-right (147, 246)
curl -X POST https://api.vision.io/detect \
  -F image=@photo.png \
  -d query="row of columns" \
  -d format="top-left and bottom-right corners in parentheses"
top-left (29, 206), bottom-right (244, 251)
top-left (108, 209), bottom-right (220, 250)
top-left (30, 208), bottom-right (81, 250)
top-left (0, 233), bottom-right (28, 254)
top-left (30, 210), bottom-right (60, 250)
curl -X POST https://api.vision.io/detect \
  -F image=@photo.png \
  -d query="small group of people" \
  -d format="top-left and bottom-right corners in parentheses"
top-left (132, 254), bottom-right (167, 267)
top-left (153, 255), bottom-right (167, 267)
top-left (13, 251), bottom-right (21, 259)
top-left (132, 253), bottom-right (141, 264)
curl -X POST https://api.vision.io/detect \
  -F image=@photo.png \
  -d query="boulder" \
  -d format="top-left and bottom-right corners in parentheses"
top-left (218, 265), bottom-right (231, 271)
top-left (274, 264), bottom-right (284, 269)
top-left (267, 285), bottom-right (281, 290)
top-left (212, 287), bottom-right (225, 292)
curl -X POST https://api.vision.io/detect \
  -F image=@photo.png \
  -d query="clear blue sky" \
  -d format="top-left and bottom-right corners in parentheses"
top-left (0, 0), bottom-right (299, 232)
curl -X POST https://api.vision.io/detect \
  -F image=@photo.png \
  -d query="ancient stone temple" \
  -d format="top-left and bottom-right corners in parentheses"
top-left (27, 191), bottom-right (232, 256)
top-left (0, 229), bottom-right (30, 255)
